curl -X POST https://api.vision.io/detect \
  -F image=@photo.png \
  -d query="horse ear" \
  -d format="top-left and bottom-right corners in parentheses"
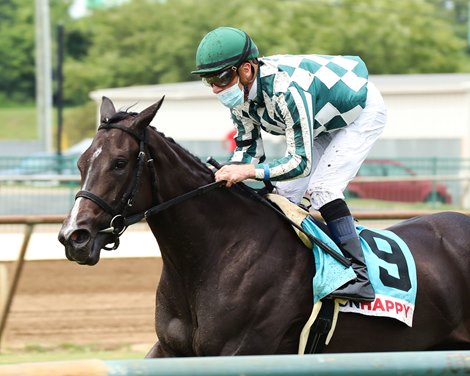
top-left (100, 96), bottom-right (116, 123)
top-left (133, 96), bottom-right (165, 130)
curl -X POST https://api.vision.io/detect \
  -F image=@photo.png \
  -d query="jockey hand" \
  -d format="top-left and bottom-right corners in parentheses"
top-left (215, 164), bottom-right (255, 187)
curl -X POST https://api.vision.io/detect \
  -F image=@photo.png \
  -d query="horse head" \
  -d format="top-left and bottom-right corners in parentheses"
top-left (58, 96), bottom-right (165, 265)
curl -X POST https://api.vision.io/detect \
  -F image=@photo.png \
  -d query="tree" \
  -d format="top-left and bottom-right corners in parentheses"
top-left (0, 0), bottom-right (72, 104)
top-left (1, 0), bottom-right (469, 105)
top-left (326, 0), bottom-right (467, 73)
top-left (0, 0), bottom-right (35, 103)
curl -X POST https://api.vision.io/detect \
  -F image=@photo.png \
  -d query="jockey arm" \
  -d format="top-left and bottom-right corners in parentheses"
top-left (215, 88), bottom-right (313, 186)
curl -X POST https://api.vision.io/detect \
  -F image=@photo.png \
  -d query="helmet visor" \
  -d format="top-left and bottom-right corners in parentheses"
top-left (202, 66), bottom-right (237, 87)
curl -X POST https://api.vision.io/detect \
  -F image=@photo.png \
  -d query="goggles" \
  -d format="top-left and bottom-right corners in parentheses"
top-left (202, 66), bottom-right (237, 87)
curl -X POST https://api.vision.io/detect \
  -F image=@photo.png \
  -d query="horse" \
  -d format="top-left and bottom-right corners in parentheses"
top-left (58, 96), bottom-right (470, 357)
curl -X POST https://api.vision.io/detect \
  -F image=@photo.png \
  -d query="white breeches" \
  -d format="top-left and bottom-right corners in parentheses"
top-left (274, 81), bottom-right (387, 210)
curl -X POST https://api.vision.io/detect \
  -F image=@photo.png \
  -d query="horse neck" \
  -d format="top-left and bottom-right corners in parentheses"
top-left (145, 129), bottom-right (220, 234)
top-left (144, 130), bottom-right (244, 270)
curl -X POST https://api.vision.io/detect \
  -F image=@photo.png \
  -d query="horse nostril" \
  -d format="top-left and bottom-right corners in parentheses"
top-left (70, 229), bottom-right (91, 246)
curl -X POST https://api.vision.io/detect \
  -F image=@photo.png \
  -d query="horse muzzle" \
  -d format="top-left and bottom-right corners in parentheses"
top-left (58, 227), bottom-right (108, 266)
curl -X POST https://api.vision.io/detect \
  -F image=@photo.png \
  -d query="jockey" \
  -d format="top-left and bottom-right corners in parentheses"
top-left (191, 26), bottom-right (387, 302)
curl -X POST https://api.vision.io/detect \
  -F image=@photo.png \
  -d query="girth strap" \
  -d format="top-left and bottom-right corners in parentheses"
top-left (305, 299), bottom-right (335, 354)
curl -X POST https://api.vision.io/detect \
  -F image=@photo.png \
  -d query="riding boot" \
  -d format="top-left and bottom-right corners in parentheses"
top-left (327, 215), bottom-right (375, 302)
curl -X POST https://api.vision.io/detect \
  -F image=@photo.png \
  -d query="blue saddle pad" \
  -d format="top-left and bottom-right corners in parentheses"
top-left (301, 218), bottom-right (417, 327)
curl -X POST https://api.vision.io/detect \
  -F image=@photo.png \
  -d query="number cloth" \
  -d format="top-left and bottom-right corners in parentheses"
top-left (302, 218), bottom-right (417, 327)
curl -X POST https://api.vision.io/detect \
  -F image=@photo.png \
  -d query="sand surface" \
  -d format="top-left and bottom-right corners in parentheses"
top-left (2, 257), bottom-right (162, 352)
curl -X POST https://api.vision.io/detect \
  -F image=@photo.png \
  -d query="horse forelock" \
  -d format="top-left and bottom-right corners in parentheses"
top-left (104, 111), bottom-right (138, 125)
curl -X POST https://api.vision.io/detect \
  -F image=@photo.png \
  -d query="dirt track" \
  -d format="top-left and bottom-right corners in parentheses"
top-left (2, 257), bottom-right (162, 351)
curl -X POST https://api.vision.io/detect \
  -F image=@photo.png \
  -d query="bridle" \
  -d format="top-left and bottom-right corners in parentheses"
top-left (74, 123), bottom-right (223, 250)
top-left (75, 123), bottom-right (156, 250)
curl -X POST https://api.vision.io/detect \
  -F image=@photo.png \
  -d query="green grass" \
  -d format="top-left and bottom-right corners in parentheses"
top-left (0, 104), bottom-right (95, 147)
top-left (0, 106), bottom-right (38, 140)
top-left (0, 343), bottom-right (146, 365)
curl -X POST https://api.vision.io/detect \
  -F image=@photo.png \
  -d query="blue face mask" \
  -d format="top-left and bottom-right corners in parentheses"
top-left (217, 81), bottom-right (244, 109)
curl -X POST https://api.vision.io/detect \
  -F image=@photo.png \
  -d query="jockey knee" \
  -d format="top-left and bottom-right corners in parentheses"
top-left (307, 189), bottom-right (345, 211)
top-left (273, 180), bottom-right (308, 204)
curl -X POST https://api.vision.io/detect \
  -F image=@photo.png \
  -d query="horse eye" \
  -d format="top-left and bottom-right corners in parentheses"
top-left (113, 159), bottom-right (128, 170)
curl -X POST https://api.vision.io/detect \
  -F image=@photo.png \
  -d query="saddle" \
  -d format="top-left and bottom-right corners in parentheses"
top-left (265, 193), bottom-right (316, 248)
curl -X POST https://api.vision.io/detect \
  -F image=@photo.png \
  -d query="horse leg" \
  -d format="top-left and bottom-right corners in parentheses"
top-left (145, 341), bottom-right (177, 358)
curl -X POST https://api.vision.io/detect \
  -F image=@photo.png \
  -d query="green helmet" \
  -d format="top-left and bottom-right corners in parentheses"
top-left (191, 27), bottom-right (259, 75)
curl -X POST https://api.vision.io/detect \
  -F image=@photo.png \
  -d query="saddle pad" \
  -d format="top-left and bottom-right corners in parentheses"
top-left (301, 218), bottom-right (417, 327)
top-left (301, 217), bottom-right (357, 304)
top-left (339, 225), bottom-right (417, 327)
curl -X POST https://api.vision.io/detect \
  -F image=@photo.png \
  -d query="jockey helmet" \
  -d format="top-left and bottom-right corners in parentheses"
top-left (191, 27), bottom-right (259, 75)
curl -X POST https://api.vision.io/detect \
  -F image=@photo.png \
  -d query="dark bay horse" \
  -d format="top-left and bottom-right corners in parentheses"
top-left (58, 97), bottom-right (470, 356)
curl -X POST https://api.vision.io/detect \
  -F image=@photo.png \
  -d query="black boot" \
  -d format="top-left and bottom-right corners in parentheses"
top-left (327, 215), bottom-right (375, 302)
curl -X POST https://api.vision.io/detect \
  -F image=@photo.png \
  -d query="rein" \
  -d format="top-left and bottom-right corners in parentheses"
top-left (112, 180), bottom-right (225, 228)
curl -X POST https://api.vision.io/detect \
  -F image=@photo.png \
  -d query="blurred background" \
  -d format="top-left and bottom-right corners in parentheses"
top-left (1, 0), bottom-right (470, 363)
top-left (2, 0), bottom-right (470, 214)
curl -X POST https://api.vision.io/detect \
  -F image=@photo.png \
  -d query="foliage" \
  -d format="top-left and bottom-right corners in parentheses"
top-left (0, 0), bottom-right (72, 103)
top-left (63, 0), bottom-right (467, 101)
top-left (0, 0), bottom-right (36, 102)
top-left (1, 0), bottom-right (470, 106)
top-left (318, 0), bottom-right (467, 74)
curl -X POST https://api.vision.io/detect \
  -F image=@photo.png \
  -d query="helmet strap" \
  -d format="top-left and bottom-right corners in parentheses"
top-left (243, 84), bottom-right (250, 101)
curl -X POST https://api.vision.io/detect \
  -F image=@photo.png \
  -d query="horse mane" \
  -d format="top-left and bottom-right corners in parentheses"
top-left (155, 128), bottom-right (264, 204)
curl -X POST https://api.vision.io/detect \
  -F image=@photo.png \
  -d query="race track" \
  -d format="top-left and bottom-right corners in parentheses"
top-left (3, 257), bottom-right (162, 351)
